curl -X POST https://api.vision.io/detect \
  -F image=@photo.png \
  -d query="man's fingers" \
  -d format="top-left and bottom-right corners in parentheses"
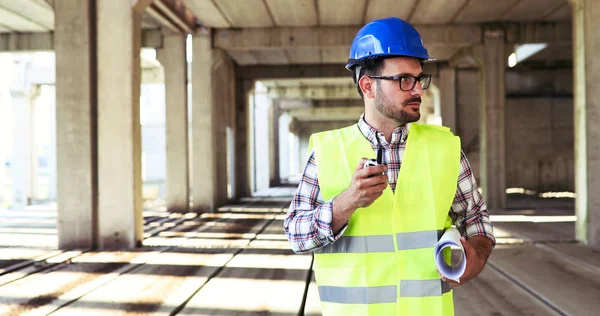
top-left (355, 158), bottom-right (368, 171)
top-left (441, 276), bottom-right (460, 288)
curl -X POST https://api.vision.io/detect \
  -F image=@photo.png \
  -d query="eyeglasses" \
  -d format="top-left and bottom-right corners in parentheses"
top-left (368, 74), bottom-right (432, 91)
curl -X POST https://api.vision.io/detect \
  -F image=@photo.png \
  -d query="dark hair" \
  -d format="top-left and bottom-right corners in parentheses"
top-left (352, 57), bottom-right (386, 99)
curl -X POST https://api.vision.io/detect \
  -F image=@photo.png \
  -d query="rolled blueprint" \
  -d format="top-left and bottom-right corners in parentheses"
top-left (434, 227), bottom-right (466, 283)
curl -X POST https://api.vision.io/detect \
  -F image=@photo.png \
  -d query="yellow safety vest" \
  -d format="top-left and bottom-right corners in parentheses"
top-left (309, 123), bottom-right (461, 316)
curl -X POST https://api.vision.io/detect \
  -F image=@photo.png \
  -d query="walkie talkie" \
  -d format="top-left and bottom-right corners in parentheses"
top-left (363, 145), bottom-right (383, 177)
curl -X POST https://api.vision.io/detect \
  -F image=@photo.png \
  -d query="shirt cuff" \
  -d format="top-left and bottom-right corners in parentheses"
top-left (317, 200), bottom-right (348, 243)
top-left (466, 230), bottom-right (496, 246)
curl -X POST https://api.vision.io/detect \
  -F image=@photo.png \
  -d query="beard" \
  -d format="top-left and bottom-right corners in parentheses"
top-left (374, 83), bottom-right (421, 124)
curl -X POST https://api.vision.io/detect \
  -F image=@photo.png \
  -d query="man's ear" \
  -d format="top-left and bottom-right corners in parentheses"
top-left (358, 76), bottom-right (376, 99)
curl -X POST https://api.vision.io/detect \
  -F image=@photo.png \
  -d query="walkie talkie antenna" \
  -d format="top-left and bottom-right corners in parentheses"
top-left (375, 136), bottom-right (383, 165)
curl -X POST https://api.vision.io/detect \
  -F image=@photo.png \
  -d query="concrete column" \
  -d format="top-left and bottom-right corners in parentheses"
top-left (439, 65), bottom-right (457, 133)
top-left (10, 89), bottom-right (33, 209)
top-left (212, 49), bottom-right (235, 205)
top-left (29, 86), bottom-right (41, 201)
top-left (0, 85), bottom-right (7, 206)
top-left (288, 118), bottom-right (302, 176)
top-left (191, 33), bottom-right (217, 212)
top-left (192, 33), bottom-right (235, 209)
top-left (572, 0), bottom-right (600, 246)
top-left (96, 0), bottom-right (143, 248)
top-left (46, 86), bottom-right (57, 201)
top-left (254, 90), bottom-right (271, 193)
top-left (55, 0), bottom-right (97, 248)
top-left (279, 112), bottom-right (292, 183)
top-left (480, 29), bottom-right (507, 210)
top-left (157, 35), bottom-right (189, 213)
top-left (269, 99), bottom-right (280, 187)
top-left (235, 79), bottom-right (254, 199)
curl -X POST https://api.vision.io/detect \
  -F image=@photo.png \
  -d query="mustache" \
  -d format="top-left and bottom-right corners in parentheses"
top-left (402, 97), bottom-right (422, 106)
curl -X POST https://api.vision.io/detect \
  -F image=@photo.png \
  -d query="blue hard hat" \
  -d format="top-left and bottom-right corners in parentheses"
top-left (346, 17), bottom-right (434, 70)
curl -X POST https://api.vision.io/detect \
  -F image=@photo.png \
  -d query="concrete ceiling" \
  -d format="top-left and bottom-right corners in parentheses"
top-left (184, 0), bottom-right (573, 65)
top-left (183, 0), bottom-right (571, 28)
top-left (0, 0), bottom-right (573, 66)
top-left (0, 0), bottom-right (53, 32)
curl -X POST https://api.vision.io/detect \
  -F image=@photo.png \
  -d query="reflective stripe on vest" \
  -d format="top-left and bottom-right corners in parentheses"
top-left (318, 280), bottom-right (452, 303)
top-left (315, 235), bottom-right (395, 254)
top-left (396, 230), bottom-right (443, 250)
top-left (318, 285), bottom-right (397, 304)
top-left (315, 230), bottom-right (442, 253)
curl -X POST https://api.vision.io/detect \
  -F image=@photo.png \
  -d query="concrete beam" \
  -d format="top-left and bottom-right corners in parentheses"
top-left (279, 99), bottom-right (364, 109)
top-left (285, 106), bottom-right (365, 122)
top-left (448, 45), bottom-right (483, 68)
top-left (151, 0), bottom-right (197, 33)
top-left (0, 33), bottom-right (53, 51)
top-left (237, 64), bottom-right (349, 80)
top-left (505, 22), bottom-right (572, 44)
top-left (267, 85), bottom-right (360, 100)
top-left (214, 25), bottom-right (482, 50)
top-left (215, 23), bottom-right (571, 52)
top-left (0, 29), bottom-right (163, 52)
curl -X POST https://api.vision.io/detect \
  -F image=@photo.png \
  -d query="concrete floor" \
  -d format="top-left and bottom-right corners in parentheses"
top-left (0, 191), bottom-right (597, 315)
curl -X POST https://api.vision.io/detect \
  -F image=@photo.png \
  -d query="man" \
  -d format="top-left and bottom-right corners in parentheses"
top-left (284, 17), bottom-right (495, 316)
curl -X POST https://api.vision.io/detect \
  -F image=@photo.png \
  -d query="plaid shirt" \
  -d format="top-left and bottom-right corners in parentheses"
top-left (284, 115), bottom-right (495, 253)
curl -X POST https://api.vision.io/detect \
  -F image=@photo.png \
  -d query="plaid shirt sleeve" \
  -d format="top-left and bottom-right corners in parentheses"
top-left (283, 151), bottom-right (348, 253)
top-left (451, 150), bottom-right (496, 244)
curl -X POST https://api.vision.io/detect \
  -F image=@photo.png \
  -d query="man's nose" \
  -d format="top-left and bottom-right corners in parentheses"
top-left (411, 81), bottom-right (424, 97)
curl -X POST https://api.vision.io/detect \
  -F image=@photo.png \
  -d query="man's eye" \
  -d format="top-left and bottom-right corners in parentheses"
top-left (399, 76), bottom-right (410, 82)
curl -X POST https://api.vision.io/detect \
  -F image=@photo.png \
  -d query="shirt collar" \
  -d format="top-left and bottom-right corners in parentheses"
top-left (357, 114), bottom-right (409, 146)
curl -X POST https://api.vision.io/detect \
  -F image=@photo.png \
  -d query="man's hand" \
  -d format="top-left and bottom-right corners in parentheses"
top-left (441, 236), bottom-right (493, 288)
top-left (330, 158), bottom-right (388, 233)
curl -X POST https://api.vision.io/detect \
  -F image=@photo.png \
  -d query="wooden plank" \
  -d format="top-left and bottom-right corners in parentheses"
top-left (454, 263), bottom-right (559, 315)
top-left (489, 244), bottom-right (600, 315)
